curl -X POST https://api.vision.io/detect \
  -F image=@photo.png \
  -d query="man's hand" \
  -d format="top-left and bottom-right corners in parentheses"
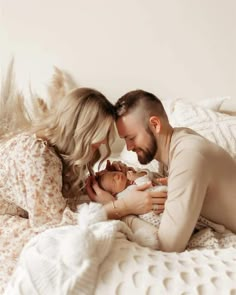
top-left (122, 182), bottom-right (167, 215)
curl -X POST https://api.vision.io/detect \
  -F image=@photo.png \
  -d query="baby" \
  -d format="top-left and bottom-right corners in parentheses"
top-left (97, 168), bottom-right (167, 227)
top-left (96, 168), bottom-right (168, 249)
top-left (96, 167), bottom-right (226, 249)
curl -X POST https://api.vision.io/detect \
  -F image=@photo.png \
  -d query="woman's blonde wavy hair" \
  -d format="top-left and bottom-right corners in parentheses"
top-left (0, 62), bottom-right (116, 197)
top-left (34, 87), bottom-right (116, 195)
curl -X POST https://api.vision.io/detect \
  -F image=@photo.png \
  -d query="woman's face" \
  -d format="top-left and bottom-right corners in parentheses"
top-left (92, 138), bottom-right (107, 150)
top-left (100, 171), bottom-right (128, 195)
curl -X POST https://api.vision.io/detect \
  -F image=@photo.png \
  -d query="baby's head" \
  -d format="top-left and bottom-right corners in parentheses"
top-left (96, 170), bottom-right (128, 195)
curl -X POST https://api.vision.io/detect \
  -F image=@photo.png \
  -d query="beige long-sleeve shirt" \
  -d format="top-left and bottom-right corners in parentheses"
top-left (158, 127), bottom-right (236, 252)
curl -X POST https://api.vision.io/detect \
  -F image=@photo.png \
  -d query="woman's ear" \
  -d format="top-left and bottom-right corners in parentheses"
top-left (149, 116), bottom-right (161, 133)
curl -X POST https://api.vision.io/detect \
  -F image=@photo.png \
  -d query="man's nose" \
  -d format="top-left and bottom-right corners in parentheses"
top-left (126, 141), bottom-right (134, 151)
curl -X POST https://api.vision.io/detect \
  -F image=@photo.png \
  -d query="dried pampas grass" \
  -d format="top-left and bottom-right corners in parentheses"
top-left (47, 66), bottom-right (77, 108)
top-left (0, 59), bottom-right (31, 137)
top-left (0, 60), bottom-right (77, 138)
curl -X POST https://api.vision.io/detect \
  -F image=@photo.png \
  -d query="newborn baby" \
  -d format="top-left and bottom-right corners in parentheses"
top-left (96, 168), bottom-right (225, 250)
top-left (97, 169), bottom-right (167, 227)
top-left (96, 168), bottom-right (168, 249)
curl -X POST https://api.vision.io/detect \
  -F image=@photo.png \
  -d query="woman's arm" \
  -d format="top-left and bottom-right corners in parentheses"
top-left (86, 176), bottom-right (167, 219)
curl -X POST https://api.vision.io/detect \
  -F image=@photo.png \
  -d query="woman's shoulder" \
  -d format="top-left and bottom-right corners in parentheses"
top-left (2, 132), bottom-right (61, 166)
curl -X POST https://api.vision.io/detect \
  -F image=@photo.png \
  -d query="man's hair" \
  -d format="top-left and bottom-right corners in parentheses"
top-left (115, 89), bottom-right (167, 120)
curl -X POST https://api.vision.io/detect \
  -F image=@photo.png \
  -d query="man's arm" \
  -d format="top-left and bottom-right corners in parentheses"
top-left (158, 150), bottom-right (210, 252)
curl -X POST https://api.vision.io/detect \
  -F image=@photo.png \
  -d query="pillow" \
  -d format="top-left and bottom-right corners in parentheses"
top-left (162, 96), bottom-right (230, 118)
top-left (169, 99), bottom-right (236, 159)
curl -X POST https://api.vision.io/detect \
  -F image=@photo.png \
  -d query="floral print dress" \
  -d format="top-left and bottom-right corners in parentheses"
top-left (0, 133), bottom-right (81, 293)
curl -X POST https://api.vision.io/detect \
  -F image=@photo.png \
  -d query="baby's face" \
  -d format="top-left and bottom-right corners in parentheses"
top-left (100, 171), bottom-right (128, 195)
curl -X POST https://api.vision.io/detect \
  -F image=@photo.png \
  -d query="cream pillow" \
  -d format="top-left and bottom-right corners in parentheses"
top-left (162, 96), bottom-right (230, 118)
top-left (169, 99), bottom-right (236, 159)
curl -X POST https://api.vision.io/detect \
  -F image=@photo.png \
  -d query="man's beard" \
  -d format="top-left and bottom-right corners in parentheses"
top-left (136, 129), bottom-right (157, 164)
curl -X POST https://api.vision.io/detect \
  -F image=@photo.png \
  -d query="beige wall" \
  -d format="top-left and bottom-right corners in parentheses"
top-left (0, 0), bottom-right (236, 103)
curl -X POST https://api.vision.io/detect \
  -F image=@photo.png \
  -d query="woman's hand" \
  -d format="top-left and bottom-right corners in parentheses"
top-left (122, 182), bottom-right (167, 215)
top-left (105, 160), bottom-right (135, 174)
top-left (86, 175), bottom-right (115, 204)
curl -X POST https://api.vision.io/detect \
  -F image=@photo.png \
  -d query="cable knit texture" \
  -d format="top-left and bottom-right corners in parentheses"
top-left (4, 203), bottom-right (134, 295)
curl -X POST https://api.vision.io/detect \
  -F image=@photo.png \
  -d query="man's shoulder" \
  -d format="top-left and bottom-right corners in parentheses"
top-left (169, 127), bottom-right (234, 170)
top-left (171, 127), bottom-right (210, 153)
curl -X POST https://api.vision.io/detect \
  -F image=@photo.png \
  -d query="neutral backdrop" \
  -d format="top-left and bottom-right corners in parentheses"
top-left (0, 0), bottom-right (236, 104)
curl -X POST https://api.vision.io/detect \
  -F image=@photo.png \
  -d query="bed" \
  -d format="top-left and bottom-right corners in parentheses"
top-left (1, 72), bottom-right (236, 295)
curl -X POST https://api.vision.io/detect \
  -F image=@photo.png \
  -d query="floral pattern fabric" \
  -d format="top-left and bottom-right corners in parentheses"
top-left (0, 133), bottom-right (80, 293)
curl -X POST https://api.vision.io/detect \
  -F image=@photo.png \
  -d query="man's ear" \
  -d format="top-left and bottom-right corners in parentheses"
top-left (149, 116), bottom-right (161, 133)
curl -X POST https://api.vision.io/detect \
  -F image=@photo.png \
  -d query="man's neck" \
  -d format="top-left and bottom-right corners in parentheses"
top-left (155, 126), bottom-right (174, 167)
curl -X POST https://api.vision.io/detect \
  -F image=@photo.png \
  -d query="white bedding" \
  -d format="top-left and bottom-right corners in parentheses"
top-left (1, 74), bottom-right (236, 294)
top-left (5, 203), bottom-right (236, 295)
top-left (96, 240), bottom-right (236, 295)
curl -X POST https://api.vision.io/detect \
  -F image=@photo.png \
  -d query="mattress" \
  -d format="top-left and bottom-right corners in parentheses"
top-left (5, 203), bottom-right (236, 295)
top-left (95, 237), bottom-right (236, 295)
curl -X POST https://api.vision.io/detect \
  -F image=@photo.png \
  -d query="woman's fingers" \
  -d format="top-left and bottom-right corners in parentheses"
top-left (105, 159), bottom-right (113, 171)
top-left (86, 176), bottom-right (115, 204)
top-left (86, 176), bottom-right (104, 200)
top-left (105, 160), bottom-right (136, 175)
top-left (127, 165), bottom-right (136, 172)
top-left (112, 161), bottom-right (126, 173)
top-left (85, 176), bottom-right (97, 201)
top-left (106, 160), bottom-right (134, 174)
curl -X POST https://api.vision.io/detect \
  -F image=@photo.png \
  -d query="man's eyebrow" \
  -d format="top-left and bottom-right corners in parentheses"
top-left (123, 134), bottom-right (132, 139)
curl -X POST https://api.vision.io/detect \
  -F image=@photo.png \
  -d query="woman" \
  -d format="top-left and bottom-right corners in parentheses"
top-left (0, 70), bottom-right (166, 292)
top-left (0, 80), bottom-right (116, 291)
top-left (0, 84), bottom-right (124, 223)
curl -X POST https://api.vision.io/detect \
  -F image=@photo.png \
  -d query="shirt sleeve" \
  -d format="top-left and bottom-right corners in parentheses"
top-left (12, 138), bottom-right (79, 227)
top-left (158, 150), bottom-right (210, 252)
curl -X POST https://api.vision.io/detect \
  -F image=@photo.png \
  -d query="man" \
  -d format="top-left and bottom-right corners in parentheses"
top-left (114, 89), bottom-right (236, 252)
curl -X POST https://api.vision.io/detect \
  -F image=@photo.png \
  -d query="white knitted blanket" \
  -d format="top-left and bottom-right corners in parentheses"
top-left (4, 203), bottom-right (134, 295)
top-left (5, 203), bottom-right (236, 295)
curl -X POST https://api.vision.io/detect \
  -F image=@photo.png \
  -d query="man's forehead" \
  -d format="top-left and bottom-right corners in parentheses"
top-left (116, 113), bottom-right (141, 138)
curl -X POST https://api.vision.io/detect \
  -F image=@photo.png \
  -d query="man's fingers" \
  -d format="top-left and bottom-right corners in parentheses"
top-left (152, 204), bottom-right (165, 214)
top-left (150, 191), bottom-right (167, 199)
top-left (152, 197), bottom-right (167, 205)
